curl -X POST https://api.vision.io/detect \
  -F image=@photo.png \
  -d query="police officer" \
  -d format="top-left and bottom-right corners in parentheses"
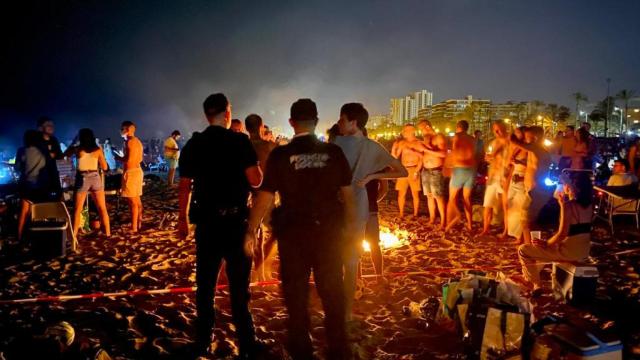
top-left (246, 98), bottom-right (357, 359)
top-left (178, 93), bottom-right (263, 358)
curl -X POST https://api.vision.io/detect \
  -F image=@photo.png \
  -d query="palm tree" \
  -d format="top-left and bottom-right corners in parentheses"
top-left (571, 92), bottom-right (588, 127)
top-left (616, 89), bottom-right (636, 132)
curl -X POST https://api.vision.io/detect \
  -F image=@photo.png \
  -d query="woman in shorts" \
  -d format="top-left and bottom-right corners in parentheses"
top-left (65, 128), bottom-right (111, 238)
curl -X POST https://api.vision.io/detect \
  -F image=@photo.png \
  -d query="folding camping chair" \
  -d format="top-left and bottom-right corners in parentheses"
top-left (593, 184), bottom-right (640, 233)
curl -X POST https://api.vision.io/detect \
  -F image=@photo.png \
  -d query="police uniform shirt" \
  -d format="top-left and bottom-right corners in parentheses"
top-left (179, 125), bottom-right (258, 221)
top-left (261, 134), bottom-right (352, 224)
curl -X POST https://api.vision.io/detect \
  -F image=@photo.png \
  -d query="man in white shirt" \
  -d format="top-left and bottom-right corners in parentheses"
top-left (608, 159), bottom-right (638, 186)
top-left (164, 130), bottom-right (181, 186)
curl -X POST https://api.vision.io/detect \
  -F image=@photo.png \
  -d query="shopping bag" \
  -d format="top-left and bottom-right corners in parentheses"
top-left (480, 307), bottom-right (530, 360)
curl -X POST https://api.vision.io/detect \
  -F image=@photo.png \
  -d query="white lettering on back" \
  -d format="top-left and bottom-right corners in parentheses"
top-left (289, 153), bottom-right (329, 170)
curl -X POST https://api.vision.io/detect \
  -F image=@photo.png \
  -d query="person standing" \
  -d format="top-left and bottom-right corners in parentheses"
top-left (178, 93), bottom-right (263, 358)
top-left (103, 138), bottom-right (117, 171)
top-left (558, 126), bottom-right (576, 171)
top-left (446, 120), bottom-right (477, 231)
top-left (480, 121), bottom-right (509, 236)
top-left (570, 128), bottom-right (590, 170)
top-left (335, 103), bottom-right (406, 320)
top-left (246, 98), bottom-right (356, 359)
top-left (15, 130), bottom-right (51, 240)
top-left (230, 119), bottom-right (245, 133)
top-left (115, 121), bottom-right (144, 233)
top-left (36, 116), bottom-right (63, 199)
top-left (245, 114), bottom-right (278, 281)
top-left (503, 126), bottom-right (528, 241)
top-left (391, 124), bottom-right (423, 218)
top-left (64, 129), bottom-right (111, 238)
top-left (510, 126), bottom-right (552, 245)
top-left (414, 120), bottom-right (448, 228)
top-left (163, 130), bottom-right (181, 186)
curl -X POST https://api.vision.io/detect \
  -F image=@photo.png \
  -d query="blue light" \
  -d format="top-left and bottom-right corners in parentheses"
top-left (544, 177), bottom-right (557, 187)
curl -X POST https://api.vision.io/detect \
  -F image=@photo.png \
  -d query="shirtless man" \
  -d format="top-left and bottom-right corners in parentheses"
top-left (245, 114), bottom-right (278, 280)
top-left (115, 121), bottom-right (144, 233)
top-left (411, 120), bottom-right (447, 228)
top-left (509, 126), bottom-right (552, 245)
top-left (391, 124), bottom-right (423, 218)
top-left (446, 120), bottom-right (476, 231)
top-left (479, 121), bottom-right (509, 236)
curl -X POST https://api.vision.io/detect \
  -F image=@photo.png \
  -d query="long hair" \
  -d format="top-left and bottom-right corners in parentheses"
top-left (78, 128), bottom-right (99, 153)
top-left (571, 172), bottom-right (593, 208)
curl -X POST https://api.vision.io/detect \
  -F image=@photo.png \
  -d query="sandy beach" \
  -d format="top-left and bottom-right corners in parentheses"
top-left (1, 176), bottom-right (640, 359)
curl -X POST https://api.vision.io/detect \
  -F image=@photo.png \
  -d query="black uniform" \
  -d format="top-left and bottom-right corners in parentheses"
top-left (262, 134), bottom-right (352, 359)
top-left (179, 125), bottom-right (258, 354)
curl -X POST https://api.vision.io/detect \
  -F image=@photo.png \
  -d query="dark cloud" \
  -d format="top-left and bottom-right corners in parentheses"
top-left (2, 0), bottom-right (639, 148)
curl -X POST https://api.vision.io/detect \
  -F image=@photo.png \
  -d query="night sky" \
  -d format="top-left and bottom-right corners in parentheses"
top-left (2, 0), bottom-right (639, 150)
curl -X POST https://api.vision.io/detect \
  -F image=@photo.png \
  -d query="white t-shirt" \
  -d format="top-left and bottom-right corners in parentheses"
top-left (607, 173), bottom-right (638, 186)
top-left (335, 135), bottom-right (397, 222)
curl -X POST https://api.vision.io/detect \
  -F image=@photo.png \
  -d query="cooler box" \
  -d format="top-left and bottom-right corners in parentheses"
top-left (29, 218), bottom-right (68, 258)
top-left (28, 202), bottom-right (75, 257)
top-left (552, 262), bottom-right (598, 305)
top-left (533, 323), bottom-right (622, 360)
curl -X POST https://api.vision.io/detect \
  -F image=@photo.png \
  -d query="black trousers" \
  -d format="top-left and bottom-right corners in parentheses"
top-left (277, 224), bottom-right (350, 360)
top-left (194, 215), bottom-right (255, 351)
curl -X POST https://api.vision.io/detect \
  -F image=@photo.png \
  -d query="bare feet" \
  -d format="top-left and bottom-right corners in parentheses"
top-left (445, 216), bottom-right (460, 232)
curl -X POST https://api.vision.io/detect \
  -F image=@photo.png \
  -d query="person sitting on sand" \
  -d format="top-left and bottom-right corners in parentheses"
top-left (246, 98), bottom-right (356, 359)
top-left (335, 102), bottom-right (406, 320)
top-left (480, 121), bottom-right (509, 236)
top-left (391, 124), bottom-right (423, 218)
top-left (446, 120), bottom-right (477, 231)
top-left (509, 126), bottom-right (552, 245)
top-left (64, 128), bottom-right (111, 238)
top-left (114, 121), bottom-right (144, 233)
top-left (178, 93), bottom-right (264, 358)
top-left (518, 173), bottom-right (592, 291)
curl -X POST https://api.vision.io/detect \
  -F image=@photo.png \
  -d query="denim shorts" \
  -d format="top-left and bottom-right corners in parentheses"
top-left (450, 167), bottom-right (476, 189)
top-left (75, 171), bottom-right (104, 193)
top-left (421, 167), bottom-right (445, 197)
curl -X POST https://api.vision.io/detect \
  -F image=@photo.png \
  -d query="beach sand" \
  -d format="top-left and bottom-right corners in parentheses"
top-left (1, 176), bottom-right (640, 359)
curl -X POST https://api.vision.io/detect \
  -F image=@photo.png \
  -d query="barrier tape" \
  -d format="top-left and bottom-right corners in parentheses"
top-left (0, 265), bottom-right (523, 305)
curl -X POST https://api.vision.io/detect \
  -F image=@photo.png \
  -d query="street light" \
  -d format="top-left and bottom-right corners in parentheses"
top-left (504, 118), bottom-right (511, 123)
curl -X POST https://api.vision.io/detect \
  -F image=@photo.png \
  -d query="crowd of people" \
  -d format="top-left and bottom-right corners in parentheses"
top-left (9, 92), bottom-right (640, 359)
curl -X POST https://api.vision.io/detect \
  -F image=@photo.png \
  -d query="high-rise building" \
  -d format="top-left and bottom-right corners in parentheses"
top-left (389, 89), bottom-right (433, 124)
top-left (390, 98), bottom-right (405, 125)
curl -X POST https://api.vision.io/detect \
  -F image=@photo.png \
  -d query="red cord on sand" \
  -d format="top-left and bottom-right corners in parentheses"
top-left (0, 265), bottom-right (522, 305)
